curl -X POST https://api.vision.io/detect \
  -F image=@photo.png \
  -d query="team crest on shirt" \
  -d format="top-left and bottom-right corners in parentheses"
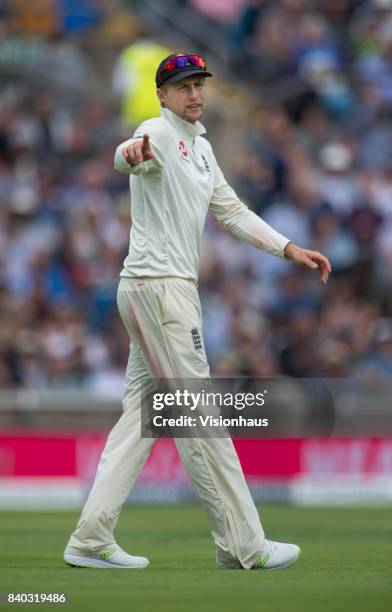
top-left (201, 154), bottom-right (210, 174)
top-left (178, 140), bottom-right (191, 163)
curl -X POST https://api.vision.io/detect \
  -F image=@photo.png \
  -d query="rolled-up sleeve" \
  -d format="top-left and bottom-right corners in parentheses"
top-left (208, 162), bottom-right (291, 259)
top-left (114, 120), bottom-right (166, 175)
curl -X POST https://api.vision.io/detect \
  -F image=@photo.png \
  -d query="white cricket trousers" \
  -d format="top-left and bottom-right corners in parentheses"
top-left (65, 277), bottom-right (264, 569)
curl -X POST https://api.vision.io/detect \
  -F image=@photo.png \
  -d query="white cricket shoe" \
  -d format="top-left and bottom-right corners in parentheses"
top-left (64, 548), bottom-right (149, 569)
top-left (253, 539), bottom-right (301, 570)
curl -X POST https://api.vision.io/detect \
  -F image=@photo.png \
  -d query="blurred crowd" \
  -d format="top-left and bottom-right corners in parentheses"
top-left (0, 0), bottom-right (392, 392)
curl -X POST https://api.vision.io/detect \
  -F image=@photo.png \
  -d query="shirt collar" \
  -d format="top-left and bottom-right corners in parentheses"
top-left (160, 107), bottom-right (206, 139)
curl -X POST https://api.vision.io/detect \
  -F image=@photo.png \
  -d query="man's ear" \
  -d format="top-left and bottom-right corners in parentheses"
top-left (157, 87), bottom-right (166, 108)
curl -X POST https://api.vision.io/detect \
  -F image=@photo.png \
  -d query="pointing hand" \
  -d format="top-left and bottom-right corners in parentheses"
top-left (122, 134), bottom-right (155, 165)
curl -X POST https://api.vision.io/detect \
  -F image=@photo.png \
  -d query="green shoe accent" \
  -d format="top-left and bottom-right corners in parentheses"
top-left (256, 553), bottom-right (270, 568)
top-left (100, 550), bottom-right (115, 561)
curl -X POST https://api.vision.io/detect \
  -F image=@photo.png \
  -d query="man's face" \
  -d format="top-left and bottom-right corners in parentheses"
top-left (157, 75), bottom-right (206, 123)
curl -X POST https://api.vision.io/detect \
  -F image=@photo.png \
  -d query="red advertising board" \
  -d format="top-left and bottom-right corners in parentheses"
top-left (0, 432), bottom-right (391, 506)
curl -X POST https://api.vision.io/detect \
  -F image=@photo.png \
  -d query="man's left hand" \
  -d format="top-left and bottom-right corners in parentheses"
top-left (284, 242), bottom-right (331, 285)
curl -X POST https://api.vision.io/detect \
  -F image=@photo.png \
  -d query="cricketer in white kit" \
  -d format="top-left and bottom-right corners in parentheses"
top-left (63, 53), bottom-right (331, 571)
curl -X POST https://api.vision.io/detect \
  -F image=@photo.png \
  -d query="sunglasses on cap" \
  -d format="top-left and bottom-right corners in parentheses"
top-left (156, 53), bottom-right (212, 87)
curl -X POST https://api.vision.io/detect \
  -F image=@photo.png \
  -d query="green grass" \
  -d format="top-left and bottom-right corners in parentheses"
top-left (1, 505), bottom-right (392, 612)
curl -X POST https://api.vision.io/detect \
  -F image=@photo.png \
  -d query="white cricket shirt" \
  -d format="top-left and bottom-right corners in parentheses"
top-left (114, 107), bottom-right (290, 281)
